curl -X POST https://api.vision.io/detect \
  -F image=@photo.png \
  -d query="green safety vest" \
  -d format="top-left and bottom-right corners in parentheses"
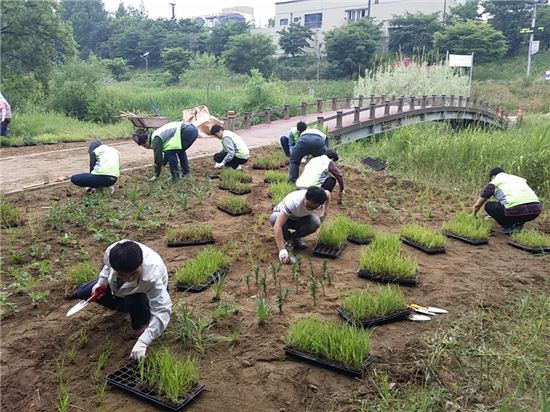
top-left (92, 145), bottom-right (120, 177)
top-left (296, 155), bottom-right (332, 189)
top-left (288, 127), bottom-right (299, 145)
top-left (151, 121), bottom-right (182, 151)
top-left (222, 130), bottom-right (249, 158)
top-left (490, 172), bottom-right (539, 209)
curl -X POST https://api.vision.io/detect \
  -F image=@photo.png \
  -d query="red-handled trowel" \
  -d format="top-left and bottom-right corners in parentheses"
top-left (66, 296), bottom-right (95, 317)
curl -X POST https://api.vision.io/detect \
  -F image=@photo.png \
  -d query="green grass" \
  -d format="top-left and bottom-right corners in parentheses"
top-left (174, 246), bottom-right (230, 285)
top-left (254, 153), bottom-right (288, 169)
top-left (337, 216), bottom-right (375, 242)
top-left (359, 235), bottom-right (417, 279)
top-left (219, 179), bottom-right (250, 192)
top-left (285, 317), bottom-right (372, 369)
top-left (268, 182), bottom-right (296, 205)
top-left (219, 168), bottom-right (252, 183)
top-left (67, 262), bottom-right (96, 286)
top-left (341, 285), bottom-right (408, 321)
top-left (510, 229), bottom-right (550, 248)
top-left (0, 200), bottom-right (23, 228)
top-left (216, 195), bottom-right (251, 214)
top-left (400, 224), bottom-right (446, 248)
top-left (138, 348), bottom-right (199, 404)
top-left (317, 218), bottom-right (349, 248)
top-left (166, 224), bottom-right (213, 243)
top-left (264, 170), bottom-right (288, 183)
top-left (442, 212), bottom-right (492, 241)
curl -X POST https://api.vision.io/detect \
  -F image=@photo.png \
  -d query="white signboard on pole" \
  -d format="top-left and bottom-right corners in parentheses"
top-left (448, 54), bottom-right (474, 67)
top-left (530, 40), bottom-right (540, 55)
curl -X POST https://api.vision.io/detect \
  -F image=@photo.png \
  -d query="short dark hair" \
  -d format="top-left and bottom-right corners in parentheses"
top-left (109, 241), bottom-right (143, 273)
top-left (489, 167), bottom-right (505, 178)
top-left (132, 130), bottom-right (149, 146)
top-left (325, 150), bottom-right (339, 161)
top-left (297, 121), bottom-right (307, 133)
top-left (210, 124), bottom-right (223, 135)
top-left (305, 186), bottom-right (328, 205)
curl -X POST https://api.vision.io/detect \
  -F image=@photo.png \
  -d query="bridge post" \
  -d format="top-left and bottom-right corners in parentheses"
top-left (450, 95), bottom-right (455, 106)
top-left (353, 106), bottom-right (360, 123)
top-left (317, 116), bottom-right (324, 128)
top-left (345, 97), bottom-right (351, 108)
top-left (301, 102), bottom-right (307, 116)
top-left (409, 96), bottom-right (415, 110)
top-left (391, 95), bottom-right (397, 102)
top-left (370, 95), bottom-right (375, 105)
top-left (225, 118), bottom-right (234, 131)
top-left (381, 94), bottom-right (386, 105)
top-left (397, 97), bottom-right (404, 113)
top-left (283, 104), bottom-right (289, 120)
top-left (458, 96), bottom-right (463, 107)
top-left (264, 109), bottom-right (272, 124)
top-left (244, 113), bottom-right (251, 128)
top-left (384, 100), bottom-right (390, 115)
top-left (336, 111), bottom-right (343, 128)
top-left (421, 96), bottom-right (427, 108)
top-left (358, 95), bottom-right (364, 107)
top-left (472, 98), bottom-right (478, 108)
top-left (369, 103), bottom-right (376, 119)
top-left (465, 97), bottom-right (471, 107)
top-left (432, 95), bottom-right (437, 107)
top-left (331, 98), bottom-right (337, 111)
top-left (317, 99), bottom-right (323, 113)
top-left (441, 95), bottom-right (446, 107)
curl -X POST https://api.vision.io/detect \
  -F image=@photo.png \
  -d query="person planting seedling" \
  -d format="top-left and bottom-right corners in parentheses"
top-left (210, 125), bottom-right (250, 170)
top-left (288, 127), bottom-right (329, 183)
top-left (133, 121), bottom-right (199, 180)
top-left (70, 240), bottom-right (172, 361)
top-left (270, 186), bottom-right (331, 264)
top-left (471, 167), bottom-right (542, 234)
top-left (280, 121), bottom-right (307, 157)
top-left (70, 139), bottom-right (120, 193)
top-left (296, 150), bottom-right (345, 204)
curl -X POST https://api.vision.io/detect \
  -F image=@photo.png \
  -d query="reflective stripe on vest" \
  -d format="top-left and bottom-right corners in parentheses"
top-left (222, 130), bottom-right (249, 158)
top-left (288, 127), bottom-right (299, 145)
top-left (301, 128), bottom-right (326, 141)
top-left (490, 173), bottom-right (539, 209)
top-left (92, 145), bottom-right (120, 177)
top-left (296, 155), bottom-right (332, 188)
top-left (151, 121), bottom-right (182, 151)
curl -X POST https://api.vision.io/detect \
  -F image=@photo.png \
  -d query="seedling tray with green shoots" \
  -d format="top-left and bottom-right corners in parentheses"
top-left (400, 224), bottom-right (446, 254)
top-left (339, 217), bottom-right (375, 245)
top-left (216, 195), bottom-right (252, 216)
top-left (313, 217), bottom-right (348, 258)
top-left (263, 170), bottom-right (288, 184)
top-left (166, 225), bottom-right (214, 247)
top-left (268, 182), bottom-right (296, 205)
top-left (442, 212), bottom-right (491, 246)
top-left (508, 229), bottom-right (550, 254)
top-left (175, 247), bottom-right (230, 292)
top-left (253, 153), bottom-right (288, 170)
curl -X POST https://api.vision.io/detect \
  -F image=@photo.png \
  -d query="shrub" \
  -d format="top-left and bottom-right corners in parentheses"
top-left (341, 286), bottom-right (408, 321)
top-left (359, 234), bottom-right (417, 279)
top-left (166, 225), bottom-right (214, 242)
top-left (268, 182), bottom-right (296, 205)
top-left (510, 229), bottom-right (550, 248)
top-left (67, 262), bottom-right (96, 286)
top-left (400, 223), bottom-right (446, 248)
top-left (0, 200), bottom-right (23, 228)
top-left (442, 212), bottom-right (492, 241)
top-left (174, 247), bottom-right (230, 285)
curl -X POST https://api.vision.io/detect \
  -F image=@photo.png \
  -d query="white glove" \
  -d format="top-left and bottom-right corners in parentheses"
top-left (149, 176), bottom-right (157, 181)
top-left (214, 162), bottom-right (224, 169)
top-left (279, 249), bottom-right (290, 264)
top-left (130, 339), bottom-right (148, 361)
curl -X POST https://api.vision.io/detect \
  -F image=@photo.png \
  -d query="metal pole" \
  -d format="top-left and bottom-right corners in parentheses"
top-left (527, 1), bottom-right (538, 77)
top-left (442, 0), bottom-right (447, 25)
top-left (468, 53), bottom-right (474, 97)
top-left (367, 0), bottom-right (372, 17)
top-left (316, 42), bottom-right (321, 82)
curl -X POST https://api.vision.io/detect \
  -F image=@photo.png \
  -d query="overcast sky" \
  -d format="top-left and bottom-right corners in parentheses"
top-left (103, 0), bottom-right (276, 27)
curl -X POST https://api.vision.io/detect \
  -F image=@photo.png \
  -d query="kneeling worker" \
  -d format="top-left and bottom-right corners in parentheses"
top-left (472, 167), bottom-right (542, 234)
top-left (73, 240), bottom-right (172, 360)
top-left (210, 125), bottom-right (250, 169)
top-left (289, 127), bottom-right (328, 183)
top-left (134, 121), bottom-right (199, 180)
top-left (270, 187), bottom-right (330, 264)
top-left (296, 150), bottom-right (345, 203)
top-left (280, 121), bottom-right (307, 157)
top-left (71, 139), bottom-right (120, 191)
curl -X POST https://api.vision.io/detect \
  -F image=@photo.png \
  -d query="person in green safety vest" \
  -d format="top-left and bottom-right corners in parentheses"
top-left (210, 125), bottom-right (250, 169)
top-left (133, 121), bottom-right (198, 180)
top-left (296, 150), bottom-right (345, 204)
top-left (280, 121), bottom-right (307, 157)
top-left (472, 167), bottom-right (542, 234)
top-left (70, 139), bottom-right (120, 192)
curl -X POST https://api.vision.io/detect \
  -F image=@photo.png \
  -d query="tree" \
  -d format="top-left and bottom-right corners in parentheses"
top-left (61, 0), bottom-right (109, 58)
top-left (208, 21), bottom-right (250, 56)
top-left (433, 21), bottom-right (507, 63)
top-left (267, 18), bottom-right (275, 28)
top-left (388, 12), bottom-right (442, 54)
top-left (161, 47), bottom-right (193, 82)
top-left (448, 0), bottom-right (479, 23)
top-left (483, 1), bottom-right (531, 55)
top-left (537, 5), bottom-right (550, 51)
top-left (115, 2), bottom-right (128, 18)
top-left (102, 57), bottom-right (129, 80)
top-left (223, 33), bottom-right (276, 76)
top-left (179, 53), bottom-right (229, 104)
top-left (278, 23), bottom-right (314, 56)
top-left (324, 19), bottom-right (381, 78)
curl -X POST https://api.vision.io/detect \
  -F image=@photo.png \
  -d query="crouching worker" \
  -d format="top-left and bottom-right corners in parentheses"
top-left (280, 121), bottom-right (307, 157)
top-left (472, 167), bottom-right (542, 234)
top-left (71, 139), bottom-right (120, 192)
top-left (73, 240), bottom-right (172, 360)
top-left (210, 125), bottom-right (250, 169)
top-left (289, 127), bottom-right (329, 183)
top-left (133, 121), bottom-right (199, 180)
top-left (270, 187), bottom-right (330, 264)
top-left (296, 150), bottom-right (345, 203)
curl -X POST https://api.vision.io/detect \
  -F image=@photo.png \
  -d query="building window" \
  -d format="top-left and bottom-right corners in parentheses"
top-left (346, 8), bottom-right (368, 21)
top-left (293, 17), bottom-right (301, 23)
top-left (304, 13), bottom-right (322, 28)
top-left (279, 18), bottom-right (288, 26)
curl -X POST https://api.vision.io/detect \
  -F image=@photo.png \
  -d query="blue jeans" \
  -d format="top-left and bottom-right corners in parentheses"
top-left (163, 124), bottom-right (199, 178)
top-left (280, 136), bottom-right (291, 157)
top-left (269, 212), bottom-right (321, 241)
top-left (71, 174), bottom-right (117, 188)
top-left (0, 118), bottom-right (10, 136)
top-left (76, 279), bottom-right (150, 330)
top-left (289, 134), bottom-right (328, 182)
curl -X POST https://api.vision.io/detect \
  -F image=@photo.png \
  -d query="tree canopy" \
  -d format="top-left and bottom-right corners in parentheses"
top-left (223, 33), bottom-right (276, 76)
top-left (61, 0), bottom-right (109, 58)
top-left (447, 0), bottom-right (479, 23)
top-left (483, 0), bottom-right (532, 55)
top-left (278, 23), bottom-right (314, 56)
top-left (388, 12), bottom-right (442, 54)
top-left (209, 21), bottom-right (251, 57)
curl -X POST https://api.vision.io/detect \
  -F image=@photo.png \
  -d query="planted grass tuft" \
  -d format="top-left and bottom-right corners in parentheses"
top-left (0, 200), bottom-right (23, 228)
top-left (218, 167), bottom-right (252, 183)
top-left (67, 261), bottom-right (96, 286)
top-left (268, 182), bottom-right (296, 205)
top-left (264, 170), bottom-right (288, 184)
top-left (442, 212), bottom-right (492, 241)
top-left (358, 234), bottom-right (417, 281)
top-left (510, 229), bottom-right (550, 248)
top-left (166, 224), bottom-right (214, 244)
top-left (175, 246), bottom-right (230, 286)
top-left (340, 285), bottom-right (408, 322)
top-left (400, 223), bottom-right (446, 249)
top-left (253, 153), bottom-right (288, 169)
top-left (317, 218), bottom-right (349, 248)
top-left (216, 195), bottom-right (251, 216)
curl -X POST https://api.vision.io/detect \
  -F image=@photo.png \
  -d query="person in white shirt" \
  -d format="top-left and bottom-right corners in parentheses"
top-left (270, 187), bottom-right (330, 264)
top-left (72, 240), bottom-right (172, 360)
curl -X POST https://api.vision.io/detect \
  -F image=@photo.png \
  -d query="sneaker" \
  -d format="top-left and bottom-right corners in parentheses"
top-left (109, 186), bottom-right (115, 194)
top-left (293, 238), bottom-right (308, 250)
top-left (501, 224), bottom-right (522, 235)
top-left (236, 165), bottom-right (243, 170)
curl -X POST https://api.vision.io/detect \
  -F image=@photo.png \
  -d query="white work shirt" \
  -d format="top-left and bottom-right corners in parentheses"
top-left (97, 240), bottom-right (172, 346)
top-left (273, 189), bottom-right (324, 220)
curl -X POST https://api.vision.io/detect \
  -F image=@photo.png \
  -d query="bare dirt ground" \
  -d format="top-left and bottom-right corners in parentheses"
top-left (1, 147), bottom-right (548, 412)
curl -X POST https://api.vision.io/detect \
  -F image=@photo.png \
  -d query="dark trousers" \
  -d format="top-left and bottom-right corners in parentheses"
top-left (280, 136), bottom-right (291, 157)
top-left (213, 151), bottom-right (249, 169)
top-left (321, 177), bottom-right (336, 192)
top-left (484, 201), bottom-right (540, 228)
top-left (0, 118), bottom-right (10, 136)
top-left (71, 174), bottom-right (117, 188)
top-left (76, 279), bottom-right (150, 330)
top-left (164, 125), bottom-right (199, 178)
top-left (289, 135), bottom-right (328, 182)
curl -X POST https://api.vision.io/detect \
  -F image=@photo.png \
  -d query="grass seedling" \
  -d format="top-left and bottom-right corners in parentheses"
top-left (219, 167), bottom-right (252, 183)
top-left (254, 153), bottom-right (288, 169)
top-left (253, 265), bottom-right (260, 284)
top-left (268, 182), bottom-right (296, 205)
top-left (174, 246), bottom-right (229, 286)
top-left (0, 200), bottom-right (23, 228)
top-left (270, 261), bottom-right (282, 285)
top-left (264, 169), bottom-right (288, 183)
top-left (322, 259), bottom-right (332, 286)
top-left (219, 176), bottom-right (251, 193)
top-left (291, 263), bottom-right (301, 293)
top-left (66, 344), bottom-right (77, 364)
top-left (285, 317), bottom-right (372, 369)
top-left (276, 286), bottom-right (289, 314)
top-left (257, 296), bottom-right (271, 325)
top-left (259, 270), bottom-right (268, 296)
top-left (309, 277), bottom-right (319, 306)
top-left (359, 235), bottom-right (417, 280)
top-left (166, 224), bottom-right (214, 243)
top-left (211, 300), bottom-right (238, 322)
top-left (217, 195), bottom-right (251, 214)
top-left (442, 212), bottom-right (492, 241)
top-left (93, 345), bottom-right (112, 407)
top-left (341, 285), bottom-right (408, 322)
top-left (510, 229), bottom-right (550, 248)
top-left (243, 273), bottom-right (252, 292)
top-left (400, 223), bottom-right (446, 248)
top-left (76, 329), bottom-right (89, 348)
top-left (212, 273), bottom-right (226, 301)
top-left (67, 261), bottom-right (96, 286)
top-left (55, 358), bottom-right (70, 412)
top-left (317, 219), bottom-right (348, 248)
top-left (347, 220), bottom-right (375, 242)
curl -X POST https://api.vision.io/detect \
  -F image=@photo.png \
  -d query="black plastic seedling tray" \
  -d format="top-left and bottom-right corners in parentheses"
top-left (347, 236), bottom-right (374, 245)
top-left (337, 307), bottom-right (412, 327)
top-left (228, 188), bottom-right (251, 195)
top-left (167, 239), bottom-right (214, 248)
top-left (357, 269), bottom-right (419, 286)
top-left (444, 232), bottom-right (488, 246)
top-left (400, 236), bottom-right (446, 254)
top-left (216, 204), bottom-right (252, 216)
top-left (106, 362), bottom-right (206, 411)
top-left (176, 268), bottom-right (228, 292)
top-left (362, 157), bottom-right (386, 171)
top-left (253, 164), bottom-right (285, 170)
top-left (312, 243), bottom-right (346, 259)
top-left (284, 346), bottom-right (374, 377)
top-left (508, 241), bottom-right (550, 255)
